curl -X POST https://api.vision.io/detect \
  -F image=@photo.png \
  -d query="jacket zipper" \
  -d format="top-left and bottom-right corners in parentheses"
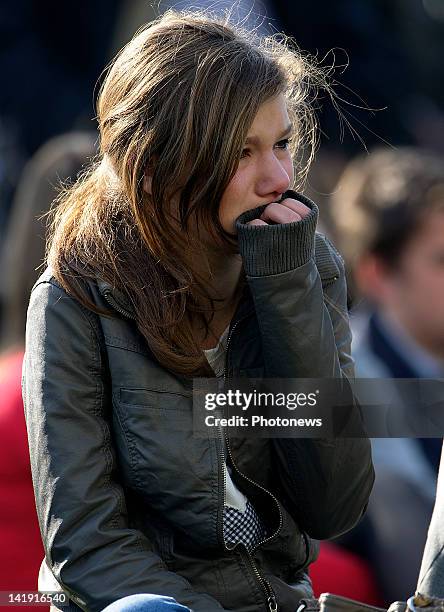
top-left (223, 428), bottom-right (280, 612)
top-left (220, 316), bottom-right (281, 612)
top-left (103, 291), bottom-right (134, 319)
top-left (216, 316), bottom-right (246, 551)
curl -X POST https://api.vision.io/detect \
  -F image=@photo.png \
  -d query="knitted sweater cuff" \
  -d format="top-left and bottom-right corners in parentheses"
top-left (235, 191), bottom-right (318, 277)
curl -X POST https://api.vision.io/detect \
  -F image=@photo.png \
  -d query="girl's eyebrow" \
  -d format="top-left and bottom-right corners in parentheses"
top-left (244, 123), bottom-right (293, 146)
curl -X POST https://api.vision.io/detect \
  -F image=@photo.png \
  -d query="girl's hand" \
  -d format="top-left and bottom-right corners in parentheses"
top-left (246, 198), bottom-right (311, 226)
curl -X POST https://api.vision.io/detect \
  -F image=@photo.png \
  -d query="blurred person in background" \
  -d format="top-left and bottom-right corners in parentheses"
top-left (0, 132), bottom-right (96, 605)
top-left (0, 132), bottom-right (96, 351)
top-left (331, 147), bottom-right (444, 602)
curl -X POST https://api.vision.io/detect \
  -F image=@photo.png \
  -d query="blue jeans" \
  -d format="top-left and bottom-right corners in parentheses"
top-left (101, 594), bottom-right (191, 612)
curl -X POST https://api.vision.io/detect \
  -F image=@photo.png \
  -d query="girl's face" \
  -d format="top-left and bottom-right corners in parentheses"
top-left (219, 93), bottom-right (294, 233)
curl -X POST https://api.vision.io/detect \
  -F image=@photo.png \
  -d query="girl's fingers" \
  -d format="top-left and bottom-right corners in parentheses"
top-left (260, 202), bottom-right (302, 224)
top-left (245, 199), bottom-right (310, 226)
top-left (279, 198), bottom-right (311, 219)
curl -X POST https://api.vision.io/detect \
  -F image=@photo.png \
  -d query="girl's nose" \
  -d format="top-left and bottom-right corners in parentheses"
top-left (256, 154), bottom-right (291, 198)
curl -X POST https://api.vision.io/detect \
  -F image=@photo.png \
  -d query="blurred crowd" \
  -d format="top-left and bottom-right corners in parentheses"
top-left (1, 0), bottom-right (444, 608)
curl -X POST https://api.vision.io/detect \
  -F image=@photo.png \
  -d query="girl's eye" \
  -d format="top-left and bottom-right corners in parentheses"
top-left (275, 138), bottom-right (291, 150)
top-left (240, 138), bottom-right (292, 159)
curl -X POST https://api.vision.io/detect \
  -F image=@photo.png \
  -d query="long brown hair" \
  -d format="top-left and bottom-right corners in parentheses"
top-left (47, 9), bottom-right (327, 376)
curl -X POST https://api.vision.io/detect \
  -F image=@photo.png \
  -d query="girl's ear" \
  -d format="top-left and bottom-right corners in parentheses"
top-left (143, 166), bottom-right (153, 195)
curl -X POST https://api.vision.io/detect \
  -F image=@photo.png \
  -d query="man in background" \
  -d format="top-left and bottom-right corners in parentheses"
top-left (331, 147), bottom-right (444, 601)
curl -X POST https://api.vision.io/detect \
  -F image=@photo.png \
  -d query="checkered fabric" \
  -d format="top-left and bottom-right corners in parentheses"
top-left (223, 499), bottom-right (268, 552)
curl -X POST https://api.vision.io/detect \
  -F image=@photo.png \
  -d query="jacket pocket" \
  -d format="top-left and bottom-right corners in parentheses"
top-left (112, 386), bottom-right (219, 541)
top-left (119, 387), bottom-right (192, 410)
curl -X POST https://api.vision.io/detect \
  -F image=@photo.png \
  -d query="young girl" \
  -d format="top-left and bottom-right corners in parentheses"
top-left (22, 10), bottom-right (374, 612)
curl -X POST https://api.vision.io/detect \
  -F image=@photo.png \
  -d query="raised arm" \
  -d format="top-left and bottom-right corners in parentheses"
top-left (235, 192), bottom-right (374, 540)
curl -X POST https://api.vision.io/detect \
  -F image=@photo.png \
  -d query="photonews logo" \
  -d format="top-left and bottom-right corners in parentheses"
top-left (204, 388), bottom-right (319, 411)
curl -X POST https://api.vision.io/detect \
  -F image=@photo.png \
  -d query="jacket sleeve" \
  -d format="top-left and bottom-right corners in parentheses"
top-left (22, 279), bottom-right (225, 612)
top-left (236, 193), bottom-right (374, 540)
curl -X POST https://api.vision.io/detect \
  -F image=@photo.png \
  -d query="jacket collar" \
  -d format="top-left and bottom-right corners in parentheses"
top-left (97, 274), bottom-right (255, 325)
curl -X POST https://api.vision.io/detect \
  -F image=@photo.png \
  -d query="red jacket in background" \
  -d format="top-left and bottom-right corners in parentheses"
top-left (0, 349), bottom-right (44, 610)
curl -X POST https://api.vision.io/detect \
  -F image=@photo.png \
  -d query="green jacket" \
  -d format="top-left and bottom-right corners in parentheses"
top-left (22, 191), bottom-right (374, 612)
